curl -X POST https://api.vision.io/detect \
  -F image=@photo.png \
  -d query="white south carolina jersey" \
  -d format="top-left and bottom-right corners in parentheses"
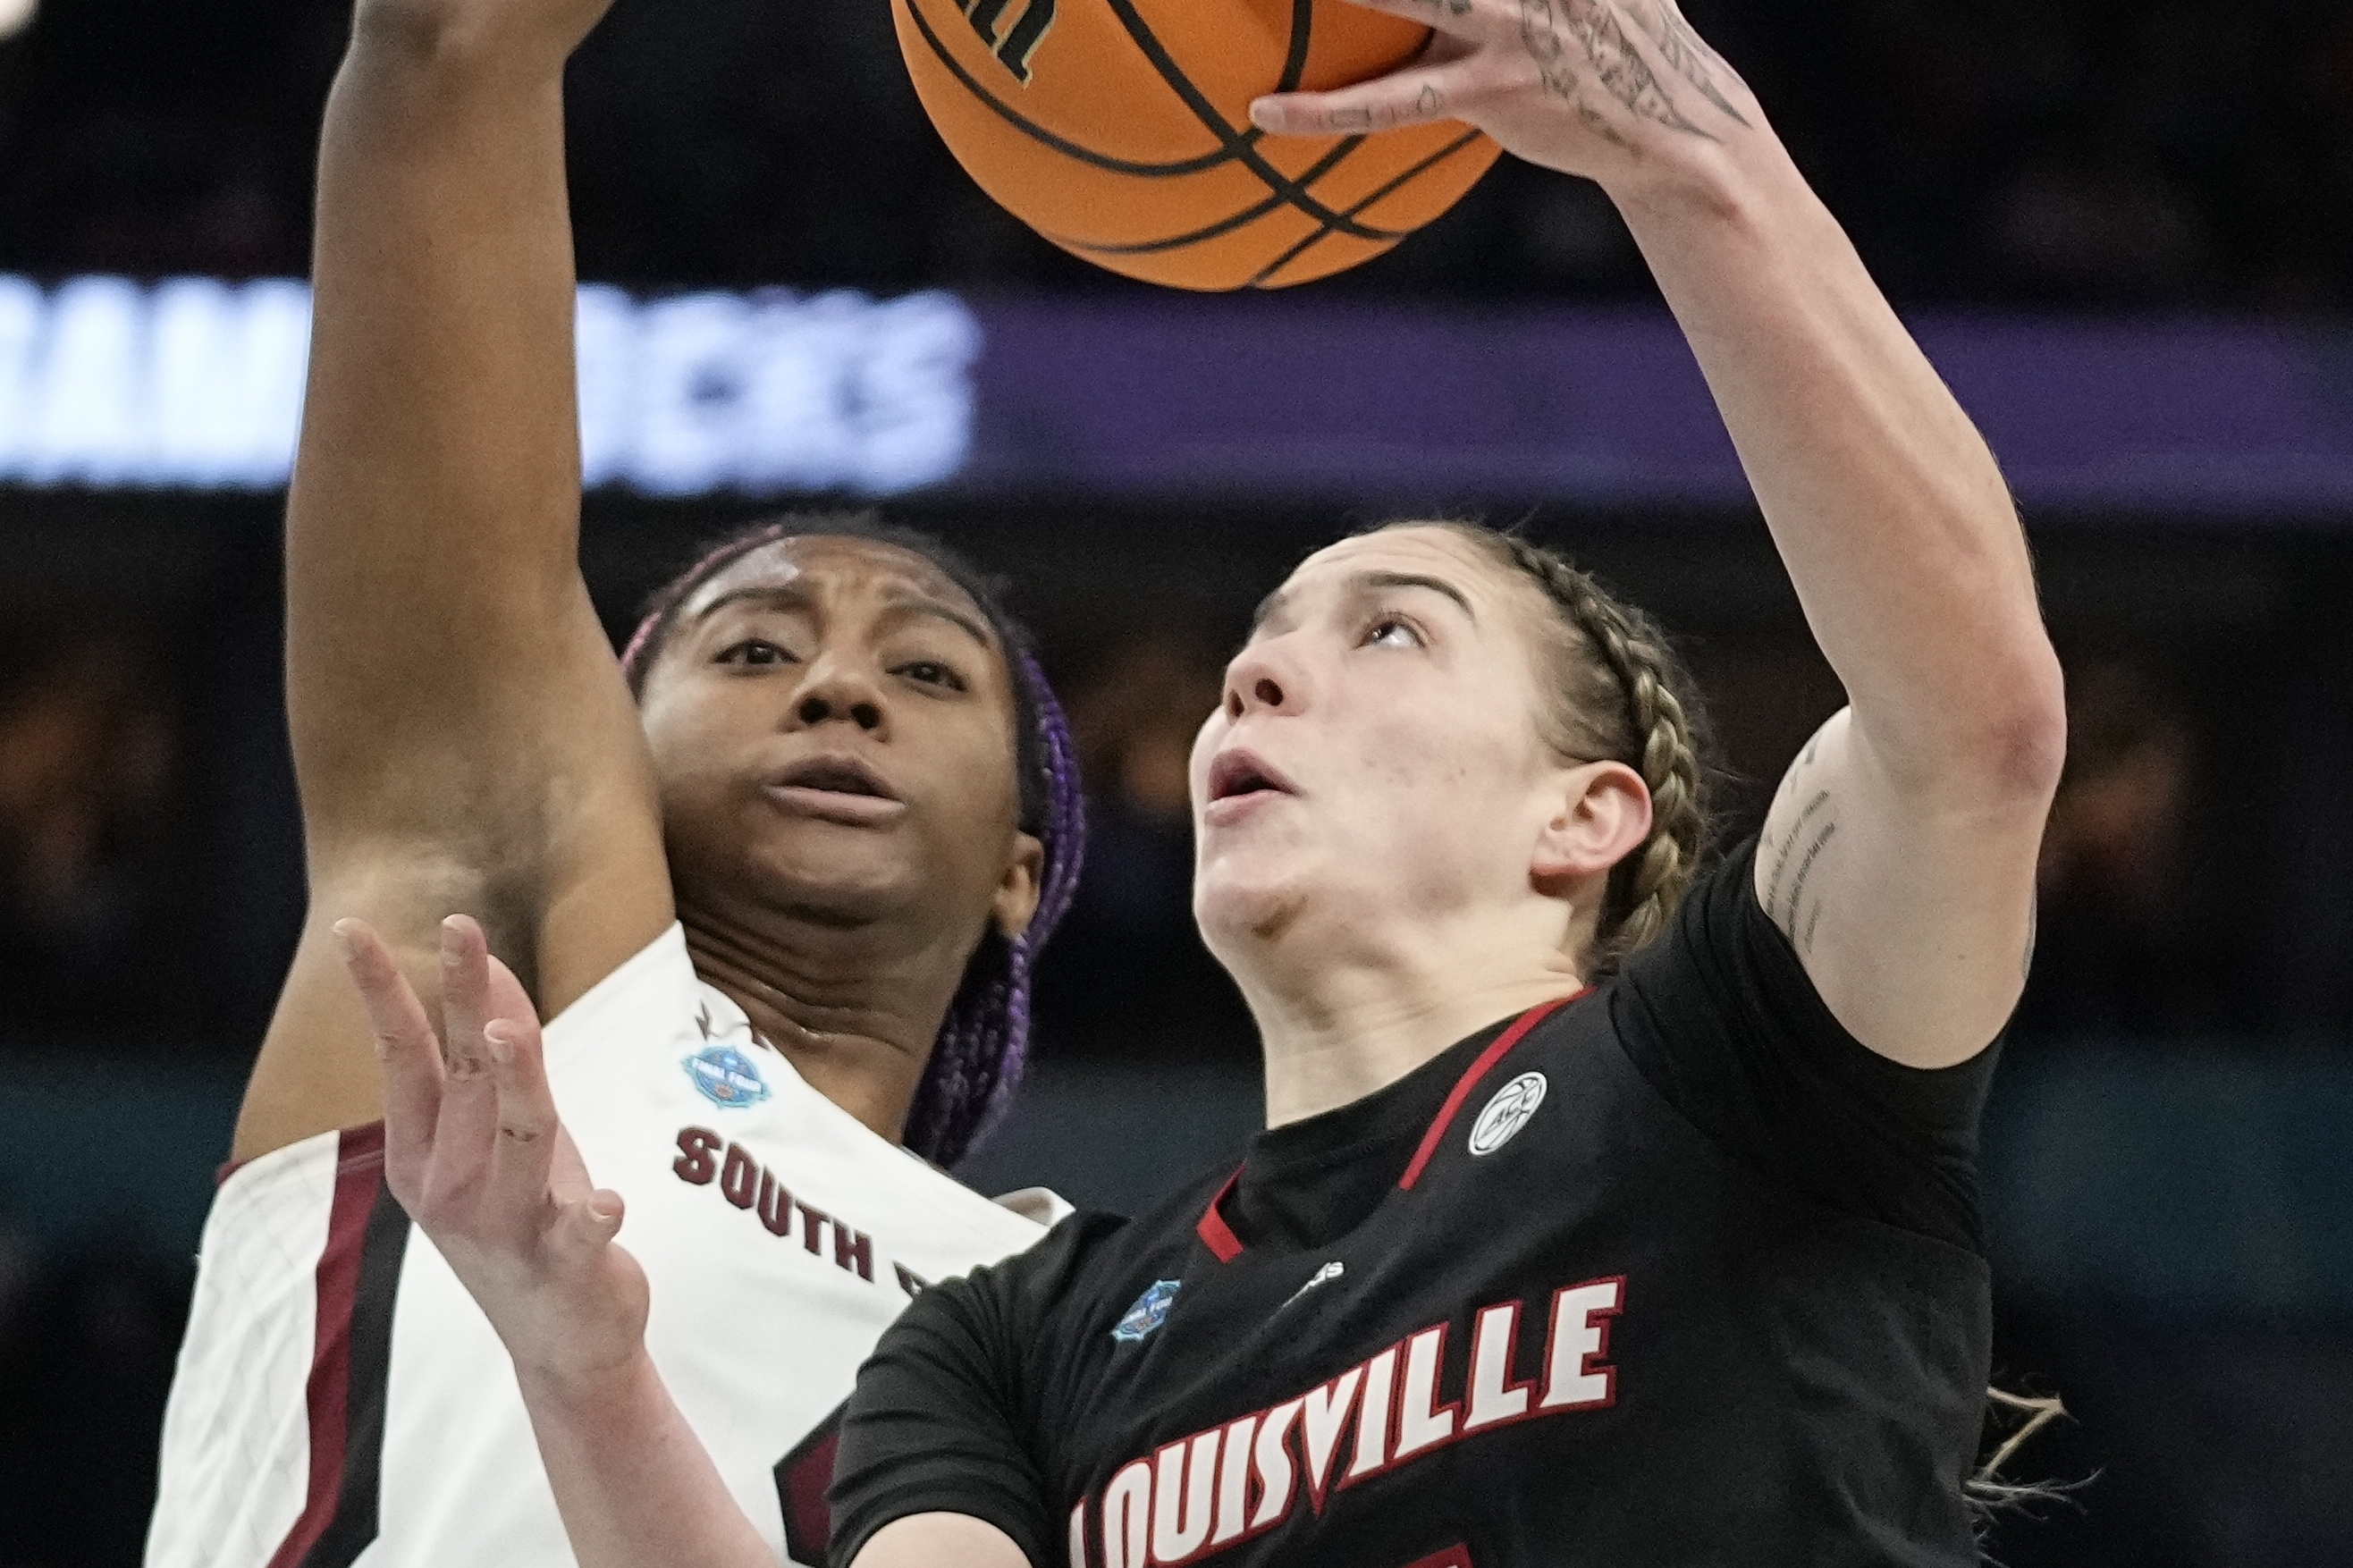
top-left (146, 924), bottom-right (1063, 1568)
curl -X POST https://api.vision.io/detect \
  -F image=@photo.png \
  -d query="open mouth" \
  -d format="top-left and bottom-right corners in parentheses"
top-left (1207, 749), bottom-right (1295, 803)
top-left (765, 755), bottom-right (906, 824)
top-left (775, 756), bottom-right (898, 800)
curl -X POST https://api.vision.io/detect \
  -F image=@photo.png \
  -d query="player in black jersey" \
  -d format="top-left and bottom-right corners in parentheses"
top-left (358, 0), bottom-right (2064, 1564)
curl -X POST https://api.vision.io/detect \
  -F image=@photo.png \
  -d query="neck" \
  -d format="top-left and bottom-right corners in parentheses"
top-left (1235, 903), bottom-right (1593, 1128)
top-left (676, 889), bottom-right (974, 1147)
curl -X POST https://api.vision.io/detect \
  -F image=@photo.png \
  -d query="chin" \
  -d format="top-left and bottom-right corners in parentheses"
top-left (1194, 867), bottom-right (1315, 954)
top-left (709, 823), bottom-right (923, 924)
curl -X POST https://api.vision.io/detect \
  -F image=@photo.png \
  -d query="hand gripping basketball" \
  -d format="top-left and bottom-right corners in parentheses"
top-left (337, 915), bottom-right (651, 1393)
top-left (1251, 0), bottom-right (1760, 189)
top-left (892, 0), bottom-right (1505, 288)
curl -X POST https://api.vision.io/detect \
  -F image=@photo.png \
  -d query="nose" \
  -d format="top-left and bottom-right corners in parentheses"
top-left (790, 659), bottom-right (887, 734)
top-left (1221, 637), bottom-right (1304, 721)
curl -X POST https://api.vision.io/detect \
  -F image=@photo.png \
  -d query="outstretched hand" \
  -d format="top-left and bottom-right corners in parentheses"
top-left (1250, 0), bottom-right (1759, 188)
top-left (337, 915), bottom-right (650, 1392)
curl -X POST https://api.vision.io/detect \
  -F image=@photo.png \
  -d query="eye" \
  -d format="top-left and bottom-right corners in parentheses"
top-left (896, 660), bottom-right (967, 692)
top-left (716, 638), bottom-right (796, 668)
top-left (1362, 614), bottom-right (1423, 650)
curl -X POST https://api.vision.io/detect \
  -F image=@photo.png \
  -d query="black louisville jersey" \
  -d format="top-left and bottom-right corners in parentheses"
top-left (830, 839), bottom-right (2001, 1568)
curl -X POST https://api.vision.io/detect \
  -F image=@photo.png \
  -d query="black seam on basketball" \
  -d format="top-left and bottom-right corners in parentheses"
top-left (1276, 0), bottom-right (1313, 94)
top-left (1247, 127), bottom-right (1488, 288)
top-left (1092, 0), bottom-right (1407, 240)
top-left (1045, 137), bottom-right (1367, 256)
top-left (899, 0), bottom-right (1256, 177)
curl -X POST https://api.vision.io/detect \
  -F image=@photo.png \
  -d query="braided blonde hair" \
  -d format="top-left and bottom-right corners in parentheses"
top-left (1384, 521), bottom-right (1716, 971)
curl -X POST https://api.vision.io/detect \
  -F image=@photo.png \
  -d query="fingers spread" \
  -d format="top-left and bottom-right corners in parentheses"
top-left (333, 917), bottom-right (444, 1198)
top-left (483, 1015), bottom-right (563, 1227)
top-left (553, 1188), bottom-right (627, 1265)
top-left (438, 914), bottom-right (495, 1079)
top-left (427, 915), bottom-right (502, 1205)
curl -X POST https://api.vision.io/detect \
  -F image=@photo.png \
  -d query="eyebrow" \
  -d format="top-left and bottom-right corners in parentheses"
top-left (1249, 569), bottom-right (1478, 634)
top-left (692, 583), bottom-right (994, 649)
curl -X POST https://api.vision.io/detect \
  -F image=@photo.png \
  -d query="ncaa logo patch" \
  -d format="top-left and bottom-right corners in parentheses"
top-left (1468, 1071), bottom-right (1548, 1156)
top-left (1112, 1280), bottom-right (1181, 1344)
top-left (685, 1044), bottom-right (772, 1109)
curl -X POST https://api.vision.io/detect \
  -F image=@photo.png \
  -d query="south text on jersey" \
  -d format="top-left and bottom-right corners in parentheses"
top-left (672, 1125), bottom-right (896, 1287)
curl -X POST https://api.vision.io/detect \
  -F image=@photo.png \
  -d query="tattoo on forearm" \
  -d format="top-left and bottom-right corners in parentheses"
top-left (1625, 0), bottom-right (1749, 126)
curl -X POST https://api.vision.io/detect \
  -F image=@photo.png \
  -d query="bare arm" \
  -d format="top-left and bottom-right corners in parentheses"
top-left (1256, 0), bottom-right (2062, 1067)
top-left (240, 0), bottom-right (672, 1158)
top-left (342, 918), bottom-right (1031, 1568)
top-left (1615, 120), bottom-right (2061, 1069)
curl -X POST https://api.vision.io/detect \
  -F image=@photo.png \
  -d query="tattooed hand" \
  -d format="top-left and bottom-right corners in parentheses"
top-left (1249, 0), bottom-right (1756, 189)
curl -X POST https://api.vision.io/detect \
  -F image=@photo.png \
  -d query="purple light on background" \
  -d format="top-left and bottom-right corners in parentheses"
top-left (966, 298), bottom-right (2353, 520)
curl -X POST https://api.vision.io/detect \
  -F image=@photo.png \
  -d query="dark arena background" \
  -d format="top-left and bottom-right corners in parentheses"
top-left (3, 0), bottom-right (2352, 1564)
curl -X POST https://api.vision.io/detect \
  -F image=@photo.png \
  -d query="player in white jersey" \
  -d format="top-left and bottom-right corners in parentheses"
top-left (141, 0), bottom-right (1087, 1555)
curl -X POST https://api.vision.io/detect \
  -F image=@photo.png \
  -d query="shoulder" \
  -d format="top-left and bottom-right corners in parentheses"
top-left (539, 921), bottom-right (696, 1065)
top-left (913, 1159), bottom-right (1230, 1354)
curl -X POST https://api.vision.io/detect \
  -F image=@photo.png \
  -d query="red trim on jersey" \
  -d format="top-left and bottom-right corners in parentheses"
top-left (1195, 992), bottom-right (1590, 1260)
top-left (264, 1123), bottom-right (387, 1568)
top-left (1402, 1547), bottom-right (1475, 1568)
top-left (1396, 992), bottom-right (1588, 1193)
top-left (1195, 1168), bottom-right (1245, 1261)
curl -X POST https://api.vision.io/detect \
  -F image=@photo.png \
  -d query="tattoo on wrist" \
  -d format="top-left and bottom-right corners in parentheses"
top-left (1626, 0), bottom-right (1749, 126)
top-left (1573, 0), bottom-right (1708, 135)
top-left (1519, 0), bottom-right (1740, 145)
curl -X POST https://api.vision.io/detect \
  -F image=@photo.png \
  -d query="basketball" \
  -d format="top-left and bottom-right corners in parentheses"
top-left (891, 0), bottom-right (1502, 290)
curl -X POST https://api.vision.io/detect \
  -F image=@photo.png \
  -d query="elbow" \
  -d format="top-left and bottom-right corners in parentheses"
top-left (1870, 639), bottom-right (2067, 805)
top-left (346, 0), bottom-right (542, 76)
top-left (1970, 644), bottom-right (2069, 802)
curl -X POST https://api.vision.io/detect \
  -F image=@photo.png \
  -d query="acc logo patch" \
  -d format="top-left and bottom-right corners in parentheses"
top-left (1468, 1071), bottom-right (1548, 1156)
top-left (685, 1044), bottom-right (772, 1109)
top-left (1111, 1279), bottom-right (1181, 1344)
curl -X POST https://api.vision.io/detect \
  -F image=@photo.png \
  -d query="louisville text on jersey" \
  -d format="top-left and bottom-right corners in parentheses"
top-left (1069, 1277), bottom-right (1624, 1568)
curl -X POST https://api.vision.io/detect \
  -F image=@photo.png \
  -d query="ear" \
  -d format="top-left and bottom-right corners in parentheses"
top-left (1530, 761), bottom-right (1653, 896)
top-left (991, 830), bottom-right (1047, 942)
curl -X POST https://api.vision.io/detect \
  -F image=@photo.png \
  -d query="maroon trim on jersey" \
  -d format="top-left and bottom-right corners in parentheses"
top-left (1196, 993), bottom-right (1590, 1260)
top-left (774, 1401), bottom-right (848, 1565)
top-left (1402, 1547), bottom-right (1474, 1568)
top-left (1195, 1168), bottom-right (1245, 1262)
top-left (265, 1122), bottom-right (410, 1568)
top-left (1396, 991), bottom-right (1588, 1192)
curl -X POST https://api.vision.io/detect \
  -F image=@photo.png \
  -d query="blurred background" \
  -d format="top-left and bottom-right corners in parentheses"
top-left (1, 0), bottom-right (2350, 1563)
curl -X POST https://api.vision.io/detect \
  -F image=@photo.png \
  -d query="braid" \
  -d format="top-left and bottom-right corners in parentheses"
top-left (1404, 523), bottom-right (1715, 971)
top-left (903, 651), bottom-right (1087, 1167)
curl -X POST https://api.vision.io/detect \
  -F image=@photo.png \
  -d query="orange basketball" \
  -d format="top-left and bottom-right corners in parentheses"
top-left (892, 0), bottom-right (1502, 290)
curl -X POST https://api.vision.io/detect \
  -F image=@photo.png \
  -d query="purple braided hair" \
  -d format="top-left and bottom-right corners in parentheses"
top-left (899, 650), bottom-right (1087, 1166)
top-left (620, 515), bottom-right (1086, 1168)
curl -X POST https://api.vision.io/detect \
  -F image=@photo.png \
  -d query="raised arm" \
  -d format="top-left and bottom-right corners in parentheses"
top-left (237, 0), bottom-right (672, 1158)
top-left (1255, 0), bottom-right (2062, 1066)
